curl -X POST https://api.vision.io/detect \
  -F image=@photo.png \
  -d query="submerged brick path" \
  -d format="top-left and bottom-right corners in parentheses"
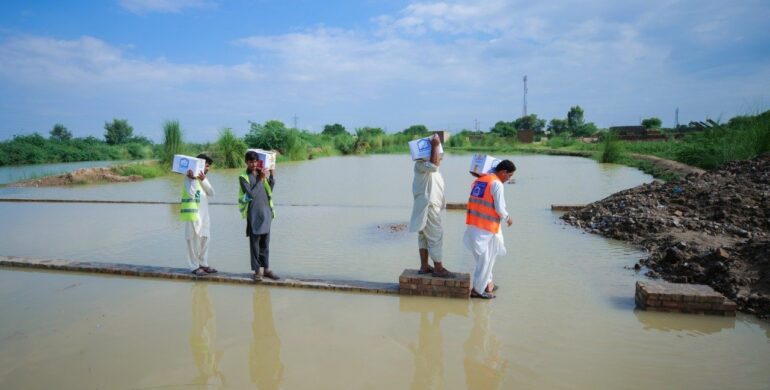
top-left (399, 269), bottom-right (471, 298)
top-left (0, 256), bottom-right (399, 295)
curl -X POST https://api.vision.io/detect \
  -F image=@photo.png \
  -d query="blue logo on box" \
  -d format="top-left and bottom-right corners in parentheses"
top-left (470, 182), bottom-right (487, 198)
top-left (180, 158), bottom-right (189, 169)
top-left (417, 138), bottom-right (430, 152)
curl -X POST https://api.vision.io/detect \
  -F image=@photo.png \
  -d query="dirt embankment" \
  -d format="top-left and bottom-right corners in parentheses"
top-left (563, 154), bottom-right (770, 318)
top-left (8, 167), bottom-right (142, 187)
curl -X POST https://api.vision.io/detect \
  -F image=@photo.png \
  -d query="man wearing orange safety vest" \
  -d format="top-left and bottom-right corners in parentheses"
top-left (464, 160), bottom-right (516, 299)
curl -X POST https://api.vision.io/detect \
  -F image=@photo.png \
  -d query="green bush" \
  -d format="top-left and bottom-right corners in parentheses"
top-left (600, 131), bottom-right (623, 163)
top-left (113, 162), bottom-right (165, 179)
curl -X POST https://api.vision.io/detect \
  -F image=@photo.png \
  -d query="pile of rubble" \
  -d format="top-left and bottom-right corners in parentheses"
top-left (563, 154), bottom-right (770, 318)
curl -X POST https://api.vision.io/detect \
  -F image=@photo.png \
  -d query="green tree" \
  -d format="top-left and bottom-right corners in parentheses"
top-left (575, 122), bottom-right (599, 137)
top-left (161, 120), bottom-right (184, 165)
top-left (513, 114), bottom-right (546, 132)
top-left (49, 123), bottom-right (72, 141)
top-left (104, 119), bottom-right (134, 145)
top-left (322, 123), bottom-right (348, 136)
top-left (490, 121), bottom-right (516, 137)
top-left (547, 118), bottom-right (568, 135)
top-left (567, 106), bottom-right (585, 134)
top-left (245, 120), bottom-right (288, 150)
top-left (641, 117), bottom-right (662, 129)
top-left (400, 124), bottom-right (430, 137)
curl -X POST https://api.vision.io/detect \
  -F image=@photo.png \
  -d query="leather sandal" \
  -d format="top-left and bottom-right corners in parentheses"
top-left (471, 290), bottom-right (495, 299)
top-left (202, 266), bottom-right (218, 274)
top-left (192, 267), bottom-right (207, 276)
top-left (431, 268), bottom-right (453, 278)
top-left (263, 270), bottom-right (280, 280)
top-left (418, 266), bottom-right (434, 274)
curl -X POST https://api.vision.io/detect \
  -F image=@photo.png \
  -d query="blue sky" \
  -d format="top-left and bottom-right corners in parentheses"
top-left (1, 0), bottom-right (768, 142)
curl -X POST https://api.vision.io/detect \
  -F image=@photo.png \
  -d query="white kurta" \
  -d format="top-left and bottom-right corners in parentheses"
top-left (185, 177), bottom-right (214, 270)
top-left (464, 180), bottom-right (508, 293)
top-left (409, 161), bottom-right (446, 261)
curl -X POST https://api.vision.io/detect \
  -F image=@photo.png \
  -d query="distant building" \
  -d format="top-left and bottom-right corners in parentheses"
top-left (517, 129), bottom-right (534, 143)
top-left (432, 130), bottom-right (451, 144)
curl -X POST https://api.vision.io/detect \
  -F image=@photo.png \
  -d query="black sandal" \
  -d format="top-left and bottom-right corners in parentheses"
top-left (471, 290), bottom-right (495, 299)
top-left (417, 266), bottom-right (434, 274)
top-left (192, 267), bottom-right (207, 276)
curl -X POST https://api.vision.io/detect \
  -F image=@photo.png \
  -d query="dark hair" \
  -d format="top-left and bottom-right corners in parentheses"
top-left (495, 159), bottom-right (516, 173)
top-left (245, 150), bottom-right (258, 162)
top-left (197, 153), bottom-right (213, 165)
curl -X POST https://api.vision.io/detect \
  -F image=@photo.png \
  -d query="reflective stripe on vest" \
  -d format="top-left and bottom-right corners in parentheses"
top-left (180, 181), bottom-right (201, 222)
top-left (466, 174), bottom-right (501, 233)
top-left (238, 171), bottom-right (275, 219)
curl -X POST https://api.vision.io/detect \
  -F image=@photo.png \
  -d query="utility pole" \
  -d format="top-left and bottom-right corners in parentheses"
top-left (523, 75), bottom-right (528, 118)
top-left (292, 114), bottom-right (298, 129)
top-left (675, 107), bottom-right (679, 128)
top-left (474, 118), bottom-right (480, 132)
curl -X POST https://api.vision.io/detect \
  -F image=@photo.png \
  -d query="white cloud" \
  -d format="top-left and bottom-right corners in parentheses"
top-left (119, 0), bottom-right (213, 14)
top-left (0, 0), bottom-right (768, 140)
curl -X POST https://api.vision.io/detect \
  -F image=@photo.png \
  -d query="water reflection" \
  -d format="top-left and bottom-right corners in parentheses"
top-left (189, 283), bottom-right (225, 386)
top-left (249, 288), bottom-right (284, 389)
top-left (464, 302), bottom-right (508, 389)
top-left (633, 309), bottom-right (736, 336)
top-left (400, 298), bottom-right (468, 389)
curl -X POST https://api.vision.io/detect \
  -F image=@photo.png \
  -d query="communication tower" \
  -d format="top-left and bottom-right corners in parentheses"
top-left (523, 75), bottom-right (528, 117)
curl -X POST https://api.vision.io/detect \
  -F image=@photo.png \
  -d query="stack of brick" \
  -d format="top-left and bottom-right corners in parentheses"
top-left (399, 269), bottom-right (471, 298)
top-left (635, 281), bottom-right (737, 316)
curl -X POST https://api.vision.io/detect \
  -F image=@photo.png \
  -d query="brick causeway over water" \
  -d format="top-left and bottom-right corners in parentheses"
top-left (399, 269), bottom-right (471, 298)
top-left (635, 280), bottom-right (737, 316)
top-left (0, 256), bottom-right (400, 295)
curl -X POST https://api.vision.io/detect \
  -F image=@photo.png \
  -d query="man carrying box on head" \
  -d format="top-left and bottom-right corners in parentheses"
top-left (409, 134), bottom-right (452, 278)
top-left (239, 150), bottom-right (278, 282)
top-left (464, 159), bottom-right (516, 299)
top-left (181, 153), bottom-right (218, 276)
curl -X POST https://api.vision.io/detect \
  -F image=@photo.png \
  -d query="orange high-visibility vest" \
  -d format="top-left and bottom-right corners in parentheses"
top-left (466, 174), bottom-right (501, 233)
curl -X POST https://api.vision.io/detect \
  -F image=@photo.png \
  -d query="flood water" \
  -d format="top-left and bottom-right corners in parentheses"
top-left (0, 160), bottom-right (125, 185)
top-left (0, 154), bottom-right (768, 389)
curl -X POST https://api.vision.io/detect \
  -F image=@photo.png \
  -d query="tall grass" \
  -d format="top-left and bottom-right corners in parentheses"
top-left (161, 120), bottom-right (184, 166)
top-left (112, 161), bottom-right (165, 179)
top-left (215, 128), bottom-right (247, 168)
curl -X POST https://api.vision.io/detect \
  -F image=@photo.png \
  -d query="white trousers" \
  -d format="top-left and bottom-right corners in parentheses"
top-left (417, 205), bottom-right (443, 262)
top-left (464, 226), bottom-right (506, 293)
top-left (187, 234), bottom-right (210, 270)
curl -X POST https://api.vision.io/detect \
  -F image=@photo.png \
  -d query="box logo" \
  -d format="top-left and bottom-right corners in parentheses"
top-left (180, 158), bottom-right (189, 169)
top-left (470, 182), bottom-right (487, 198)
top-left (417, 138), bottom-right (431, 152)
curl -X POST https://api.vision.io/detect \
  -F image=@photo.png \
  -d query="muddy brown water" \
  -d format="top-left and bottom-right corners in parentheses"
top-left (0, 154), bottom-right (768, 389)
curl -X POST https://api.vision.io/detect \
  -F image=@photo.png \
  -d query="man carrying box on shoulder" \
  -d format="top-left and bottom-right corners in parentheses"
top-left (181, 153), bottom-right (218, 276)
top-left (464, 159), bottom-right (516, 299)
top-left (409, 134), bottom-right (452, 278)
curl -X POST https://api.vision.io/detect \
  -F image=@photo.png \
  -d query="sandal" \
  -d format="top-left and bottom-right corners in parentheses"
top-left (431, 268), bottom-right (453, 278)
top-left (202, 266), bottom-right (218, 274)
top-left (471, 290), bottom-right (495, 299)
top-left (192, 267), bottom-right (207, 276)
top-left (263, 270), bottom-right (280, 280)
top-left (417, 266), bottom-right (434, 274)
top-left (252, 273), bottom-right (262, 282)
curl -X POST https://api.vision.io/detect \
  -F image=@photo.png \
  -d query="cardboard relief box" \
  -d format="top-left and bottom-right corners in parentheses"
top-left (469, 153), bottom-right (500, 177)
top-left (171, 154), bottom-right (206, 176)
top-left (247, 149), bottom-right (277, 170)
top-left (408, 136), bottom-right (444, 161)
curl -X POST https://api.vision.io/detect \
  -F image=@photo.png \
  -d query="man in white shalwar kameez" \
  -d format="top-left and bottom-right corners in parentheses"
top-left (183, 154), bottom-right (217, 276)
top-left (464, 160), bottom-right (516, 299)
top-left (409, 134), bottom-right (452, 277)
